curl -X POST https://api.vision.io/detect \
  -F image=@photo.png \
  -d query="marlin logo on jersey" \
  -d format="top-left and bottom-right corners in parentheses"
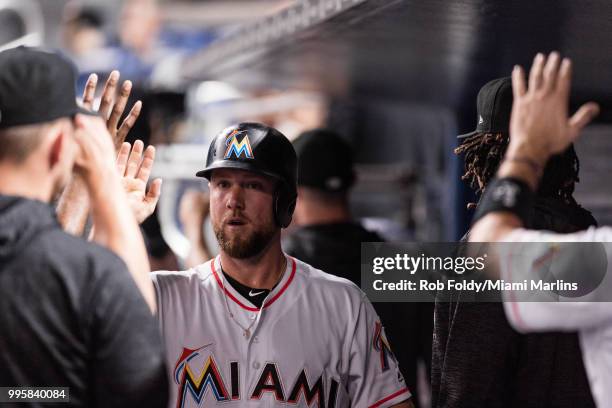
top-left (224, 129), bottom-right (254, 159)
top-left (373, 321), bottom-right (397, 372)
top-left (174, 346), bottom-right (234, 407)
top-left (173, 347), bottom-right (339, 407)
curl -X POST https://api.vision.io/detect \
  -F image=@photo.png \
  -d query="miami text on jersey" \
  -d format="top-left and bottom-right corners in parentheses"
top-left (174, 346), bottom-right (340, 407)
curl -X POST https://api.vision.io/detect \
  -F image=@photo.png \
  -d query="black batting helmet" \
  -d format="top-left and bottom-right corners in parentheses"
top-left (196, 122), bottom-right (298, 228)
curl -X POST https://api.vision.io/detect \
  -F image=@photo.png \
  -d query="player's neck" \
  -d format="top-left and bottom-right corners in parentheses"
top-left (219, 238), bottom-right (287, 289)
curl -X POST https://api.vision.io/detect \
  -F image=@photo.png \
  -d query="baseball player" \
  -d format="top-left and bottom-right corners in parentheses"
top-left (152, 123), bottom-right (413, 408)
top-left (469, 52), bottom-right (609, 407)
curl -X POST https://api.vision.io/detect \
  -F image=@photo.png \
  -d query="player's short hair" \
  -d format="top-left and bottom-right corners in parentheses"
top-left (455, 132), bottom-right (580, 208)
top-left (0, 118), bottom-right (67, 164)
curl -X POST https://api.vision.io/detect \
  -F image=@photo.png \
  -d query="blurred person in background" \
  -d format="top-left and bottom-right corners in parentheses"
top-left (114, 0), bottom-right (160, 81)
top-left (61, 0), bottom-right (160, 82)
top-left (60, 2), bottom-right (115, 90)
top-left (283, 128), bottom-right (433, 408)
top-left (62, 0), bottom-right (215, 88)
top-left (432, 77), bottom-right (596, 408)
top-left (283, 128), bottom-right (382, 278)
top-left (61, 5), bottom-right (105, 60)
top-left (112, 0), bottom-right (216, 86)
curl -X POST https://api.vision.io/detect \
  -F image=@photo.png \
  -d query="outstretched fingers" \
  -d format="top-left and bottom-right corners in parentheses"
top-left (136, 145), bottom-right (156, 184)
top-left (108, 80), bottom-right (132, 138)
top-left (116, 142), bottom-right (131, 175)
top-left (557, 58), bottom-right (573, 101)
top-left (568, 102), bottom-right (600, 138)
top-left (542, 51), bottom-right (561, 92)
top-left (81, 73), bottom-right (98, 110)
top-left (116, 100), bottom-right (142, 148)
top-left (125, 140), bottom-right (145, 178)
top-left (98, 70), bottom-right (119, 120)
top-left (512, 65), bottom-right (526, 98)
top-left (528, 53), bottom-right (545, 93)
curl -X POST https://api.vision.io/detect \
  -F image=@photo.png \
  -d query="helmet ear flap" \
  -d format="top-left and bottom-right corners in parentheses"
top-left (274, 185), bottom-right (297, 228)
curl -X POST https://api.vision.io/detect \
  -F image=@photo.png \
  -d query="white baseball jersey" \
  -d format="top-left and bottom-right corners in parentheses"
top-left (499, 227), bottom-right (612, 408)
top-left (152, 255), bottom-right (409, 408)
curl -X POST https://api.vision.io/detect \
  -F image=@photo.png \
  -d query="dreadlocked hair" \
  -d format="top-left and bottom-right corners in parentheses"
top-left (455, 132), bottom-right (580, 209)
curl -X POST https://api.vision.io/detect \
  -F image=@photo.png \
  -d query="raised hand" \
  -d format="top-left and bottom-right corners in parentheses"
top-left (509, 52), bottom-right (600, 161)
top-left (116, 140), bottom-right (162, 223)
top-left (72, 114), bottom-right (118, 186)
top-left (57, 72), bottom-right (141, 236)
top-left (81, 71), bottom-right (142, 150)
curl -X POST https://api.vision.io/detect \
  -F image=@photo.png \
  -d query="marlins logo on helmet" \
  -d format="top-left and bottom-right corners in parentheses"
top-left (224, 129), bottom-right (254, 159)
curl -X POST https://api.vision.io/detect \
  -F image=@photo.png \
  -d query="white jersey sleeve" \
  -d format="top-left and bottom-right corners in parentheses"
top-left (500, 226), bottom-right (612, 333)
top-left (347, 293), bottom-right (410, 408)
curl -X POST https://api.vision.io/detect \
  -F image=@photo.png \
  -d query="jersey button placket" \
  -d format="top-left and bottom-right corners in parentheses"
top-left (245, 307), bottom-right (265, 387)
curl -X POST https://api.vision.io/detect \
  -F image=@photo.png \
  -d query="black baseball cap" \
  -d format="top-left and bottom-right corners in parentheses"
top-left (293, 129), bottom-right (355, 192)
top-left (0, 46), bottom-right (92, 129)
top-left (458, 77), bottom-right (512, 139)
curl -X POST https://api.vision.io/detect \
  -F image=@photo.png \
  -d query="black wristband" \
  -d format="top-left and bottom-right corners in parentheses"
top-left (472, 177), bottom-right (534, 226)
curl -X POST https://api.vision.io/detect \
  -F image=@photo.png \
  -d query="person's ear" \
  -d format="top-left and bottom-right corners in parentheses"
top-left (48, 131), bottom-right (64, 169)
top-left (47, 122), bottom-right (71, 170)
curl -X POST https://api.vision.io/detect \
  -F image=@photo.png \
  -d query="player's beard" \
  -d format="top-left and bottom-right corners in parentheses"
top-left (214, 220), bottom-right (277, 259)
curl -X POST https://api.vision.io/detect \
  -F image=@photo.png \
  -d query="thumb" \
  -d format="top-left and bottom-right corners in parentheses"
top-left (568, 102), bottom-right (599, 137)
top-left (145, 178), bottom-right (163, 205)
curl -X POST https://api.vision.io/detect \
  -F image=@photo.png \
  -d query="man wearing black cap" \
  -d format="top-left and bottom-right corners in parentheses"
top-left (431, 77), bottom-right (596, 408)
top-left (0, 47), bottom-right (167, 407)
top-left (283, 129), bottom-right (432, 408)
top-left (283, 129), bottom-right (381, 281)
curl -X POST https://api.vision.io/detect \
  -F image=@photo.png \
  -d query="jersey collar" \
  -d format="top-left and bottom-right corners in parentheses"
top-left (211, 255), bottom-right (296, 312)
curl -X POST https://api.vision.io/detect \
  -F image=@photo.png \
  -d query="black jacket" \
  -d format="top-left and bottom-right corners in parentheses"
top-left (282, 222), bottom-right (383, 285)
top-left (0, 195), bottom-right (168, 407)
top-left (431, 197), bottom-right (597, 408)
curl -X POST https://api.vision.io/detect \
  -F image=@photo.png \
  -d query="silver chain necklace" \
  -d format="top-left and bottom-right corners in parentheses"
top-left (220, 272), bottom-right (258, 339)
top-left (219, 257), bottom-right (287, 340)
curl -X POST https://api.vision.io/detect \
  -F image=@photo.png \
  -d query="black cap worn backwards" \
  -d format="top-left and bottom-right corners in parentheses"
top-left (293, 129), bottom-right (355, 192)
top-left (458, 77), bottom-right (513, 139)
top-left (0, 46), bottom-right (91, 129)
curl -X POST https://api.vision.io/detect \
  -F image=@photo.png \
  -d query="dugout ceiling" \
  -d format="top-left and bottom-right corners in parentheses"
top-left (182, 0), bottom-right (612, 120)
